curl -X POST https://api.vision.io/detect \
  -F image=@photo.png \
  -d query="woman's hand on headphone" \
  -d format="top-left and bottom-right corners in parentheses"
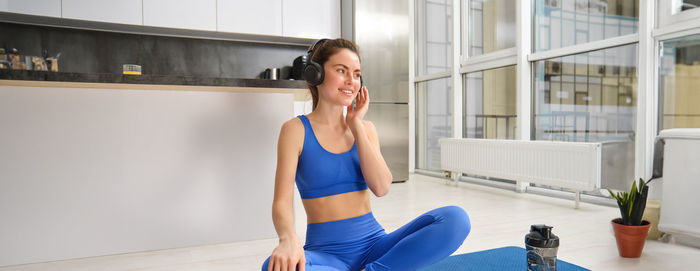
top-left (346, 86), bottom-right (369, 130)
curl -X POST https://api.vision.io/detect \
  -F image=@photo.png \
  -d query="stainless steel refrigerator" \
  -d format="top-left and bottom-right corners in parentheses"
top-left (349, 0), bottom-right (409, 182)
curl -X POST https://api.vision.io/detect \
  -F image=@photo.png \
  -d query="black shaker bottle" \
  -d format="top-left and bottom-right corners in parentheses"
top-left (525, 224), bottom-right (559, 271)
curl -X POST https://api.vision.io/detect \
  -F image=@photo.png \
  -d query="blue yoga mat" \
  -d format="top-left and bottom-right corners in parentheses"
top-left (419, 246), bottom-right (590, 271)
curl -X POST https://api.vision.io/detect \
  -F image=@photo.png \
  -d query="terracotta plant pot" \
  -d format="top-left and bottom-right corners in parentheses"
top-left (611, 218), bottom-right (651, 258)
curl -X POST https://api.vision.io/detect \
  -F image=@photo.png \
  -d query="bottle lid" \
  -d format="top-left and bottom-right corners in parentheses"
top-left (525, 224), bottom-right (559, 248)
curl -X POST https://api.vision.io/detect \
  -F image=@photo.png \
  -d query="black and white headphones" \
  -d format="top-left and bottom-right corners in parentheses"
top-left (301, 39), bottom-right (363, 89)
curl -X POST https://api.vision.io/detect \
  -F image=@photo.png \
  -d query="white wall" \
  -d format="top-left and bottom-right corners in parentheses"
top-left (0, 86), bottom-right (292, 266)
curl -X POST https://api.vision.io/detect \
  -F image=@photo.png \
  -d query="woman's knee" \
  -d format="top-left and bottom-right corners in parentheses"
top-left (436, 206), bottom-right (471, 237)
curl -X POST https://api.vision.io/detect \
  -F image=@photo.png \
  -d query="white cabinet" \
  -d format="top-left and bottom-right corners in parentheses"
top-left (1, 0), bottom-right (61, 17)
top-left (143, 0), bottom-right (216, 31)
top-left (0, 85), bottom-right (289, 266)
top-left (217, 0), bottom-right (282, 36)
top-left (62, 0), bottom-right (142, 25)
top-left (282, 0), bottom-right (340, 39)
top-left (1, 0), bottom-right (341, 40)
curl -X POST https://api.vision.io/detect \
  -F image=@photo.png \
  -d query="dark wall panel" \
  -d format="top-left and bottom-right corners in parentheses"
top-left (0, 22), bottom-right (306, 79)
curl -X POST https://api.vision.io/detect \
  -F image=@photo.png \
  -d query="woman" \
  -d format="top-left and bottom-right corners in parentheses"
top-left (263, 38), bottom-right (470, 271)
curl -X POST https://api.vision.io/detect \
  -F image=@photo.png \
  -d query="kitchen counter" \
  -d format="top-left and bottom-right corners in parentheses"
top-left (0, 69), bottom-right (309, 96)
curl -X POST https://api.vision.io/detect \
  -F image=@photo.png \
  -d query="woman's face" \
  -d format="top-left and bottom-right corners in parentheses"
top-left (317, 48), bottom-right (362, 107)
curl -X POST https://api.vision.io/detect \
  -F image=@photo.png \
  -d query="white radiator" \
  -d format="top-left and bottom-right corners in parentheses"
top-left (440, 138), bottom-right (602, 192)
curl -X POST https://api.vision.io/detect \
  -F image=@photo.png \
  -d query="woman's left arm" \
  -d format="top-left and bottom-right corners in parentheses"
top-left (348, 87), bottom-right (393, 196)
top-left (354, 120), bottom-right (393, 196)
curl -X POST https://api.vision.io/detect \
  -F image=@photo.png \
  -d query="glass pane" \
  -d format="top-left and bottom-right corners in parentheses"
top-left (464, 0), bottom-right (516, 57)
top-left (534, 0), bottom-right (639, 52)
top-left (416, 78), bottom-right (453, 172)
top-left (416, 0), bottom-right (453, 76)
top-left (533, 44), bottom-right (637, 191)
top-left (659, 34), bottom-right (700, 130)
top-left (681, 0), bottom-right (700, 11)
top-left (463, 65), bottom-right (517, 139)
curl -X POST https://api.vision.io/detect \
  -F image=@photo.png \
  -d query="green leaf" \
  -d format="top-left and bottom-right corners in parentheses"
top-left (630, 185), bottom-right (649, 226)
top-left (607, 188), bottom-right (619, 201)
top-left (638, 178), bottom-right (645, 193)
top-left (608, 178), bottom-right (650, 226)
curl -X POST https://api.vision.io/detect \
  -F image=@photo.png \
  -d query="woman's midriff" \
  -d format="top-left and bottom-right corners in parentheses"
top-left (302, 189), bottom-right (372, 224)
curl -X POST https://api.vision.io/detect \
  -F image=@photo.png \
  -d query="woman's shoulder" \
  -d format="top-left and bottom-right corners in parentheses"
top-left (279, 116), bottom-right (305, 140)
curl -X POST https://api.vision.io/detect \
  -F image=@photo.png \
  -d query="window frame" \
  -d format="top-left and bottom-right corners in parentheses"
top-left (415, 0), bottom-right (455, 77)
top-left (657, 0), bottom-right (700, 28)
top-left (460, 0), bottom-right (518, 67)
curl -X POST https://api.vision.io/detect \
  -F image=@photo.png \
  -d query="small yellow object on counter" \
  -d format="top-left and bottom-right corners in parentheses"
top-left (123, 64), bottom-right (142, 75)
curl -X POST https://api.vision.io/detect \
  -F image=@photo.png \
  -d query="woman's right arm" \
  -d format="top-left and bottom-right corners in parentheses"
top-left (268, 118), bottom-right (305, 271)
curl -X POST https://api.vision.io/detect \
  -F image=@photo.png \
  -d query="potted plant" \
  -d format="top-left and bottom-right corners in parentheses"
top-left (607, 178), bottom-right (653, 258)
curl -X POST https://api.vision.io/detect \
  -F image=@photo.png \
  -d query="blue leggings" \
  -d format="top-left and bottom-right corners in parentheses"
top-left (262, 206), bottom-right (470, 271)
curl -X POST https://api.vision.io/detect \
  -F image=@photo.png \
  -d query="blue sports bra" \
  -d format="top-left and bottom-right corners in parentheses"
top-left (295, 115), bottom-right (368, 199)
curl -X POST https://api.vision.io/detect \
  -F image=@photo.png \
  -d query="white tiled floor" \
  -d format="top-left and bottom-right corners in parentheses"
top-left (3, 174), bottom-right (700, 270)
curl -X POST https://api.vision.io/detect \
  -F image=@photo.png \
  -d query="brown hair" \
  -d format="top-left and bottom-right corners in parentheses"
top-left (307, 38), bottom-right (360, 110)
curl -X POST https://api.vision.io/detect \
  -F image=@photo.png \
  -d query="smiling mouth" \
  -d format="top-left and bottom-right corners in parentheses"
top-left (339, 89), bottom-right (354, 95)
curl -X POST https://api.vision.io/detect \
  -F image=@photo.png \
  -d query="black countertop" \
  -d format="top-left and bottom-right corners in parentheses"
top-left (0, 69), bottom-right (308, 89)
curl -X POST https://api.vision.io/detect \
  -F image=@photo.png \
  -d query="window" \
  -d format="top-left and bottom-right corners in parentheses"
top-left (534, 0), bottom-right (639, 52)
top-left (681, 0), bottom-right (700, 11)
top-left (416, 0), bottom-right (453, 76)
top-left (533, 44), bottom-right (637, 190)
top-left (658, 0), bottom-right (700, 26)
top-left (461, 0), bottom-right (517, 141)
top-left (659, 34), bottom-right (700, 129)
top-left (464, 0), bottom-right (516, 57)
top-left (415, 0), bottom-right (453, 172)
top-left (463, 65), bottom-right (517, 139)
top-left (411, 0), bottom-right (663, 193)
top-left (416, 78), bottom-right (453, 171)
top-left (533, 44), bottom-right (637, 142)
